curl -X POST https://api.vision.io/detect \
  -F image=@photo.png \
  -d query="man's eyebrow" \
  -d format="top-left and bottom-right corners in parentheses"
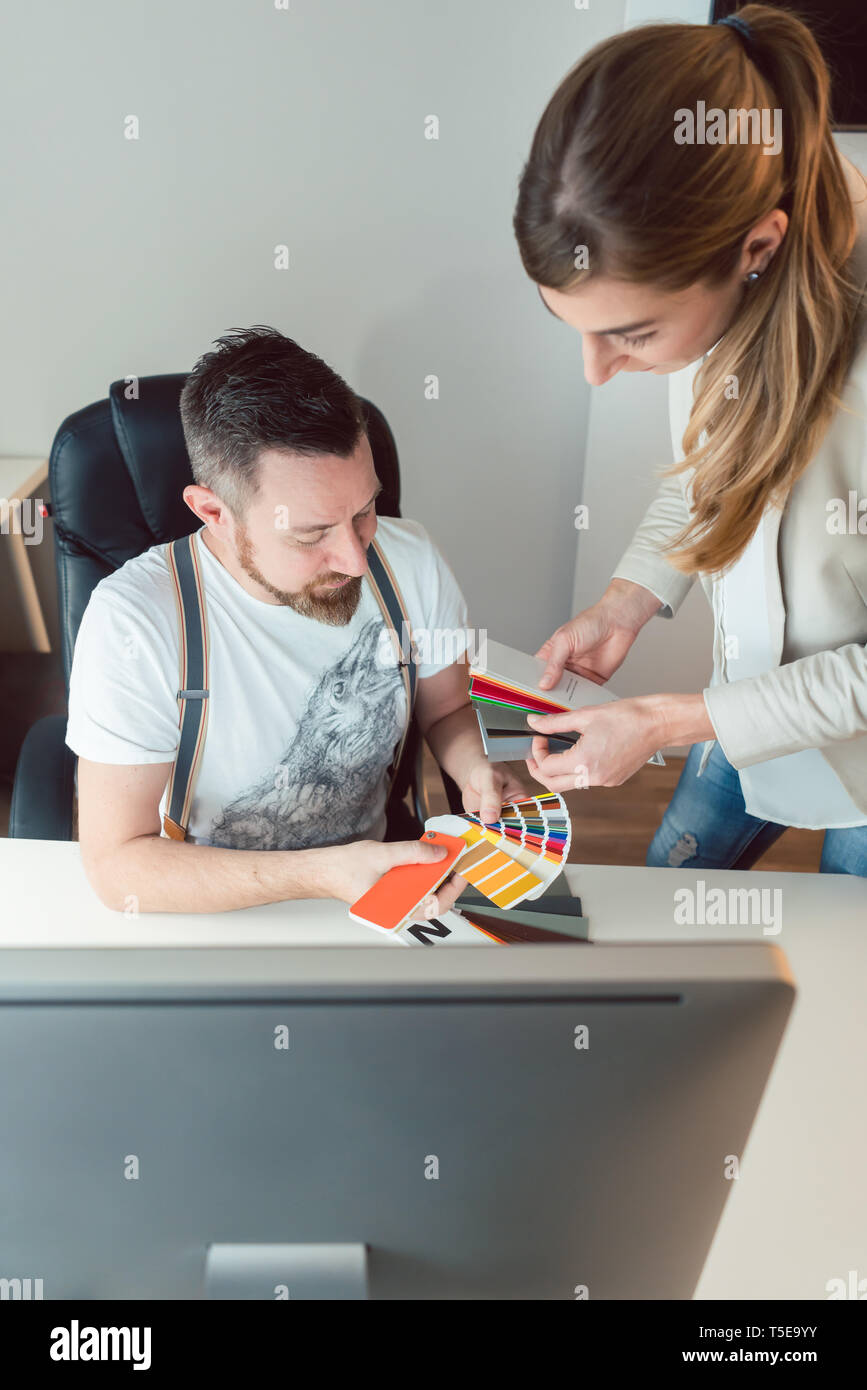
top-left (289, 482), bottom-right (383, 534)
top-left (536, 286), bottom-right (655, 336)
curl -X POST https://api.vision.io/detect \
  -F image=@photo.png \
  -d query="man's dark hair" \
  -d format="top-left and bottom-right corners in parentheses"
top-left (179, 325), bottom-right (367, 517)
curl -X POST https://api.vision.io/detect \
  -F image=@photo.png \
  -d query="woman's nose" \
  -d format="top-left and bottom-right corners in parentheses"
top-left (582, 336), bottom-right (625, 386)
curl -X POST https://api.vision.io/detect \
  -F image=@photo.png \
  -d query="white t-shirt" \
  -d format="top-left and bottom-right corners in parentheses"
top-left (66, 518), bottom-right (469, 848)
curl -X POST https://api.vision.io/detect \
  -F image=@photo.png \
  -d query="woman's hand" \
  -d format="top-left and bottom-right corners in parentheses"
top-left (526, 692), bottom-right (713, 790)
top-left (535, 579), bottom-right (663, 689)
top-left (461, 758), bottom-right (529, 825)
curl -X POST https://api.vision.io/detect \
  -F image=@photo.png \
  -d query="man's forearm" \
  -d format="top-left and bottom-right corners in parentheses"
top-left (423, 703), bottom-right (483, 790)
top-left (89, 834), bottom-right (331, 914)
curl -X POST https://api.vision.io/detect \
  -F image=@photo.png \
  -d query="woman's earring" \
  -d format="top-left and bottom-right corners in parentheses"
top-left (745, 270), bottom-right (761, 282)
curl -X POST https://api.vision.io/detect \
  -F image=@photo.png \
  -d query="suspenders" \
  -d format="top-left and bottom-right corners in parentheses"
top-left (162, 530), bottom-right (417, 842)
top-left (163, 533), bottom-right (211, 841)
top-left (366, 539), bottom-right (418, 784)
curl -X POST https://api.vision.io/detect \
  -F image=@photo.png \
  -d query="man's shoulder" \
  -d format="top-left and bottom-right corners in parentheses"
top-left (373, 515), bottom-right (433, 554)
top-left (371, 515), bottom-right (450, 590)
top-left (371, 516), bottom-right (467, 636)
top-left (85, 539), bottom-right (176, 627)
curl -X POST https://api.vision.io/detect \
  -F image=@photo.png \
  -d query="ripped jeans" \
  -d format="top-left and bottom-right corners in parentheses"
top-left (646, 741), bottom-right (867, 876)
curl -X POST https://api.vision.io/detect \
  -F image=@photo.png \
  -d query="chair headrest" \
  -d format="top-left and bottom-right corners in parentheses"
top-left (109, 374), bottom-right (195, 543)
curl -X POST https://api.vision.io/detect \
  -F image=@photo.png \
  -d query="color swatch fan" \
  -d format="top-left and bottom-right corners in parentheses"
top-left (451, 793), bottom-right (572, 906)
top-left (349, 794), bottom-right (572, 938)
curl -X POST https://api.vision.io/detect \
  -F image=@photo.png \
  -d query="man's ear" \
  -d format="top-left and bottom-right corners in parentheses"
top-left (183, 485), bottom-right (228, 534)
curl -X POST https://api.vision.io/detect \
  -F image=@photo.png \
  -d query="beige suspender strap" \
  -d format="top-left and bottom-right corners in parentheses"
top-left (162, 533), bottom-right (212, 842)
top-left (365, 535), bottom-right (417, 792)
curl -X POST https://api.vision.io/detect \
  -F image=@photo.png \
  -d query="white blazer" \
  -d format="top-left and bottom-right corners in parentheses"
top-left (612, 156), bottom-right (867, 816)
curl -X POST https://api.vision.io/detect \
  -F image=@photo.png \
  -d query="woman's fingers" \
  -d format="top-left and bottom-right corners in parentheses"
top-left (537, 627), bottom-right (581, 689)
top-left (525, 749), bottom-right (585, 792)
top-left (529, 699), bottom-right (657, 790)
top-left (527, 708), bottom-right (590, 734)
top-left (530, 764), bottom-right (586, 794)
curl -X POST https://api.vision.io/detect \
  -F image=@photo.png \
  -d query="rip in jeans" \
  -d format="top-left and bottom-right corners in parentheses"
top-left (667, 831), bottom-right (698, 868)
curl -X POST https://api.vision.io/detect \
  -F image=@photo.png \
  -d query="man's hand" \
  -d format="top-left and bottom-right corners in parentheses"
top-left (321, 836), bottom-right (467, 918)
top-left (461, 758), bottom-right (529, 825)
top-left (320, 754), bottom-right (529, 923)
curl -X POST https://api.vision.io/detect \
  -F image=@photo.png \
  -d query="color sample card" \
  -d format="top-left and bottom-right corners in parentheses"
top-left (449, 826), bottom-right (546, 908)
top-left (473, 702), bottom-right (576, 760)
top-left (469, 639), bottom-right (666, 767)
top-left (470, 639), bottom-right (616, 712)
top-left (348, 798), bottom-right (574, 938)
top-left (469, 676), bottom-right (568, 716)
top-left (460, 793), bottom-right (571, 899)
top-left (456, 907), bottom-right (588, 945)
top-left (393, 908), bottom-right (502, 947)
top-left (348, 831), bottom-right (468, 934)
top-left (426, 795), bottom-right (571, 904)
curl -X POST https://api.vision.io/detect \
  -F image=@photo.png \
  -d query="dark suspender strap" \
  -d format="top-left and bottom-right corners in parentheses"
top-left (163, 532), bottom-right (210, 841)
top-left (366, 537), bottom-right (416, 788)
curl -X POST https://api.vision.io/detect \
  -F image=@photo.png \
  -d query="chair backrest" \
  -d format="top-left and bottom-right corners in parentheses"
top-left (49, 375), bottom-right (403, 689)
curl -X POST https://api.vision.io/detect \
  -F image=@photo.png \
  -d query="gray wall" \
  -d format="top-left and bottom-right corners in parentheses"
top-left (0, 0), bottom-right (626, 654)
top-left (3, 0), bottom-right (863, 687)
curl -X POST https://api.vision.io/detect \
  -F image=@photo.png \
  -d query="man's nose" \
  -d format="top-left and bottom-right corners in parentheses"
top-left (327, 526), bottom-right (369, 577)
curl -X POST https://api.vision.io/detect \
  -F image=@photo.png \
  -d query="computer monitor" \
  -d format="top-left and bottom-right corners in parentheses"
top-left (0, 942), bottom-right (794, 1300)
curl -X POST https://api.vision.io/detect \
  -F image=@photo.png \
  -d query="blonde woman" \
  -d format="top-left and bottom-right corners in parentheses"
top-left (512, 5), bottom-right (867, 875)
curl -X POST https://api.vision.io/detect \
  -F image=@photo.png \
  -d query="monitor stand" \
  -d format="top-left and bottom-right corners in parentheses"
top-left (205, 1243), bottom-right (368, 1299)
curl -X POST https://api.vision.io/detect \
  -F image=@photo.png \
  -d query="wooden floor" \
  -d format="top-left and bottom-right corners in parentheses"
top-left (0, 754), bottom-right (824, 872)
top-left (421, 749), bottom-right (824, 873)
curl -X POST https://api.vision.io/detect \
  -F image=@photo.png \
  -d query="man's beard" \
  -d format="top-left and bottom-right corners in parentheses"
top-left (235, 524), bottom-right (363, 626)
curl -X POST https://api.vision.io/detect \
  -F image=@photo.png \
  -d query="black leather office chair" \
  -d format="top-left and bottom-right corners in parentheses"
top-left (9, 374), bottom-right (462, 841)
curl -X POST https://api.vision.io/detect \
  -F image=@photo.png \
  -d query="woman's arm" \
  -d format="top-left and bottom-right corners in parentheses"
top-left (610, 468), bottom-right (697, 619)
top-left (704, 642), bottom-right (867, 766)
top-left (526, 691), bottom-right (713, 790)
top-left (536, 470), bottom-right (697, 689)
top-left (528, 639), bottom-right (867, 791)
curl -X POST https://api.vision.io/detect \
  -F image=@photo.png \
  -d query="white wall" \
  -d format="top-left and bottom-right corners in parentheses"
top-left (0, 0), bottom-right (627, 655)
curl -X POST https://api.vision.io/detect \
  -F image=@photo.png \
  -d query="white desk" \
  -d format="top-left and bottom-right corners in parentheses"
top-left (2, 836), bottom-right (865, 1300)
